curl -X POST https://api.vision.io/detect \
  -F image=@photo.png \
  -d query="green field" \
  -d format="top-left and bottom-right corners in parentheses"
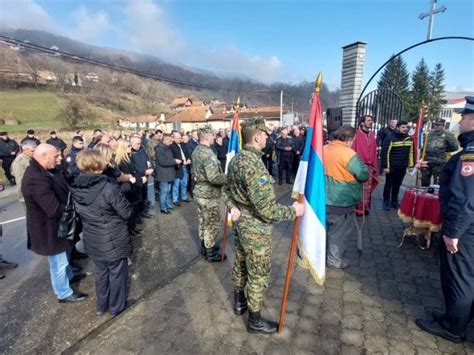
top-left (0, 89), bottom-right (66, 134)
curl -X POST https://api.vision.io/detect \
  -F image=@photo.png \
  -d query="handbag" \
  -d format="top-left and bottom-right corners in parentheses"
top-left (58, 192), bottom-right (81, 241)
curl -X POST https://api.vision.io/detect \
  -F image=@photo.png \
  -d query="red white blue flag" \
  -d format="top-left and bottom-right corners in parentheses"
top-left (292, 74), bottom-right (326, 285)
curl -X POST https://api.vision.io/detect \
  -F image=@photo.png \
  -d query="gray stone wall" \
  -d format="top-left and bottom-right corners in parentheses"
top-left (340, 42), bottom-right (367, 125)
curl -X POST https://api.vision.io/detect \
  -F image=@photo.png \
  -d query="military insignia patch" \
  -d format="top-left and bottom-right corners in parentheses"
top-left (259, 177), bottom-right (268, 185)
top-left (461, 162), bottom-right (474, 177)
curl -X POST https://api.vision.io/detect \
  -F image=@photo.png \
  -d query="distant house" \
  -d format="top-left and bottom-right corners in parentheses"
top-left (206, 106), bottom-right (284, 130)
top-left (165, 106), bottom-right (214, 131)
top-left (440, 98), bottom-right (467, 129)
top-left (120, 114), bottom-right (166, 130)
top-left (84, 72), bottom-right (99, 82)
top-left (170, 97), bottom-right (193, 111)
top-left (50, 45), bottom-right (59, 51)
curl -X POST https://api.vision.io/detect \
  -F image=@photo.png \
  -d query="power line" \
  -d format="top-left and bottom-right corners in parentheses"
top-left (0, 35), bottom-right (227, 91)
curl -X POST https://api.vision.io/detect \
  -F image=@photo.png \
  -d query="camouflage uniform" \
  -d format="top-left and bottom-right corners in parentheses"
top-left (227, 118), bottom-right (296, 312)
top-left (146, 139), bottom-right (159, 168)
top-left (191, 142), bottom-right (227, 248)
top-left (422, 129), bottom-right (459, 186)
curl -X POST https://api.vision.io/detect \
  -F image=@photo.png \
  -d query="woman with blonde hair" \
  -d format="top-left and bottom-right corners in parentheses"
top-left (115, 139), bottom-right (143, 235)
top-left (72, 150), bottom-right (134, 316)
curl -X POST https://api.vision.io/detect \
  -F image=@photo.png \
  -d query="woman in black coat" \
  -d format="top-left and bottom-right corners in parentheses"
top-left (114, 140), bottom-right (143, 234)
top-left (72, 150), bottom-right (133, 316)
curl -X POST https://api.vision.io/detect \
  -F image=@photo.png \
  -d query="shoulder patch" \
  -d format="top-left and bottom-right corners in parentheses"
top-left (461, 162), bottom-right (474, 177)
top-left (461, 154), bottom-right (474, 161)
top-left (259, 176), bottom-right (269, 185)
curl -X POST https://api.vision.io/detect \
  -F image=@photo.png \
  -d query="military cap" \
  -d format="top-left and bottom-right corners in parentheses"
top-left (0, 132), bottom-right (7, 136)
top-left (460, 96), bottom-right (474, 114)
top-left (241, 117), bottom-right (270, 133)
top-left (197, 125), bottom-right (213, 135)
top-left (434, 118), bottom-right (446, 125)
top-left (26, 129), bottom-right (35, 135)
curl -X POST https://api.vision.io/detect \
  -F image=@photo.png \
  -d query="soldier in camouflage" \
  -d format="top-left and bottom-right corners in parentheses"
top-left (226, 117), bottom-right (305, 334)
top-left (421, 119), bottom-right (459, 186)
top-left (191, 126), bottom-right (236, 262)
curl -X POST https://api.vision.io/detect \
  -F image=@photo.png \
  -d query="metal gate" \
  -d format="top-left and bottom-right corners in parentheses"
top-left (356, 89), bottom-right (403, 132)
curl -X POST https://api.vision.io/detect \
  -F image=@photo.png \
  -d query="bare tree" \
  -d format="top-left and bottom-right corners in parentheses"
top-left (23, 54), bottom-right (44, 87)
top-left (48, 57), bottom-right (70, 92)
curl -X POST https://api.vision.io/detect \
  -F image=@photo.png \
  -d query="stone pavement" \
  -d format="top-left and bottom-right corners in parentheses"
top-left (70, 184), bottom-right (473, 354)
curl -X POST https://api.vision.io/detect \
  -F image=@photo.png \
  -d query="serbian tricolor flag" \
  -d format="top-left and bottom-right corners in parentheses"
top-left (225, 103), bottom-right (242, 174)
top-left (292, 73), bottom-right (326, 285)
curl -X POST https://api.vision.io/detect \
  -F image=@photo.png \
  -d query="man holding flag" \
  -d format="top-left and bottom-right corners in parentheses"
top-left (226, 117), bottom-right (304, 334)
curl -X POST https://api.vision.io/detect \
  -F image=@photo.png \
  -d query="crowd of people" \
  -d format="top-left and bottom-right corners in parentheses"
top-left (0, 97), bottom-right (472, 340)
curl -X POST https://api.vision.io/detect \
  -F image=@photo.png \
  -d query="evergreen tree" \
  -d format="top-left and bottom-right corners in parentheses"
top-left (427, 63), bottom-right (445, 120)
top-left (377, 55), bottom-right (410, 117)
top-left (407, 58), bottom-right (431, 120)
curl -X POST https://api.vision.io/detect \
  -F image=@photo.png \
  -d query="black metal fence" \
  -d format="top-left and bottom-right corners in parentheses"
top-left (356, 89), bottom-right (403, 132)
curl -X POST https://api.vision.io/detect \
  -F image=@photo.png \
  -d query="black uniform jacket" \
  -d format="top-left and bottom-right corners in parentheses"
top-left (439, 130), bottom-right (474, 239)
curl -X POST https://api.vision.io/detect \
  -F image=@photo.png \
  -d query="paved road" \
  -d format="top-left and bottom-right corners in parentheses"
top-left (0, 180), bottom-right (202, 354)
top-left (71, 186), bottom-right (474, 355)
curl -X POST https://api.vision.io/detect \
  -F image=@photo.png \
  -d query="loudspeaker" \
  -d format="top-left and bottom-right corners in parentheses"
top-left (326, 108), bottom-right (343, 134)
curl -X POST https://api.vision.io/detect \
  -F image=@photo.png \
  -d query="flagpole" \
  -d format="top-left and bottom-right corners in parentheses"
top-left (278, 74), bottom-right (322, 334)
top-left (221, 97), bottom-right (240, 262)
top-left (221, 209), bottom-right (229, 263)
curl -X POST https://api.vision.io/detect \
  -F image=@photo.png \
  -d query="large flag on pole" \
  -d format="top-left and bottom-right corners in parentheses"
top-left (292, 73), bottom-right (326, 285)
top-left (225, 98), bottom-right (242, 174)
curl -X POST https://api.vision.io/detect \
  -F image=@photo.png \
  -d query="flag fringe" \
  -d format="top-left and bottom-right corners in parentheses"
top-left (296, 240), bottom-right (326, 286)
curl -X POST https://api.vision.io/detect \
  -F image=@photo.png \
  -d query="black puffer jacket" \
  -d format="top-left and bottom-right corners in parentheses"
top-left (381, 131), bottom-right (414, 170)
top-left (72, 174), bottom-right (132, 262)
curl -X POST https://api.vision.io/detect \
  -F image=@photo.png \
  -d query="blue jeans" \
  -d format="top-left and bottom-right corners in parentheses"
top-left (172, 168), bottom-right (188, 203)
top-left (159, 181), bottom-right (172, 211)
top-left (48, 251), bottom-right (73, 300)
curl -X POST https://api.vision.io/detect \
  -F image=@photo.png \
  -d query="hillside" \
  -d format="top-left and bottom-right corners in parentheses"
top-left (0, 89), bottom-right (65, 133)
top-left (0, 29), bottom-right (340, 112)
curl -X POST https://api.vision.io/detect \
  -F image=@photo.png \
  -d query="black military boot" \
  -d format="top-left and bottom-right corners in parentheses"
top-left (247, 311), bottom-right (278, 334)
top-left (205, 247), bottom-right (224, 262)
top-left (201, 241), bottom-right (220, 257)
top-left (233, 289), bottom-right (248, 315)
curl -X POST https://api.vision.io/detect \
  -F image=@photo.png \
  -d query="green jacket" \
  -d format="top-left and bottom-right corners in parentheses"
top-left (324, 141), bottom-right (369, 207)
top-left (425, 130), bottom-right (459, 165)
top-left (191, 144), bottom-right (227, 199)
top-left (226, 145), bottom-right (296, 227)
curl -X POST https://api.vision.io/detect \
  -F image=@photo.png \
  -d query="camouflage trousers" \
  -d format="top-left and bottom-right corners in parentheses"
top-left (421, 164), bottom-right (444, 187)
top-left (232, 224), bottom-right (272, 312)
top-left (195, 197), bottom-right (221, 248)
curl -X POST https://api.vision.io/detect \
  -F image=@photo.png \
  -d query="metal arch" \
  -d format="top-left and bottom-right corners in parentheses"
top-left (357, 36), bottom-right (474, 107)
top-left (356, 89), bottom-right (403, 130)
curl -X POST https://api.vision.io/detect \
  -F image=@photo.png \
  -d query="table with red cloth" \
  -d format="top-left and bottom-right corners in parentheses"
top-left (397, 187), bottom-right (443, 248)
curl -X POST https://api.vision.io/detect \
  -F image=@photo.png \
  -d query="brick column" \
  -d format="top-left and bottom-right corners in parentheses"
top-left (340, 42), bottom-right (367, 125)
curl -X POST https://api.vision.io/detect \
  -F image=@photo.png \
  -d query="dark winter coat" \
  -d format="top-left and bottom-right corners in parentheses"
top-left (22, 159), bottom-right (72, 256)
top-left (381, 131), bottom-right (414, 170)
top-left (155, 142), bottom-right (176, 182)
top-left (377, 126), bottom-right (395, 147)
top-left (170, 142), bottom-right (186, 179)
top-left (212, 142), bottom-right (227, 172)
top-left (276, 136), bottom-right (293, 160)
top-left (0, 138), bottom-right (19, 159)
top-left (117, 158), bottom-right (143, 205)
top-left (131, 147), bottom-right (149, 176)
top-left (72, 174), bottom-right (132, 262)
top-left (65, 147), bottom-right (82, 180)
top-left (21, 136), bottom-right (41, 146)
